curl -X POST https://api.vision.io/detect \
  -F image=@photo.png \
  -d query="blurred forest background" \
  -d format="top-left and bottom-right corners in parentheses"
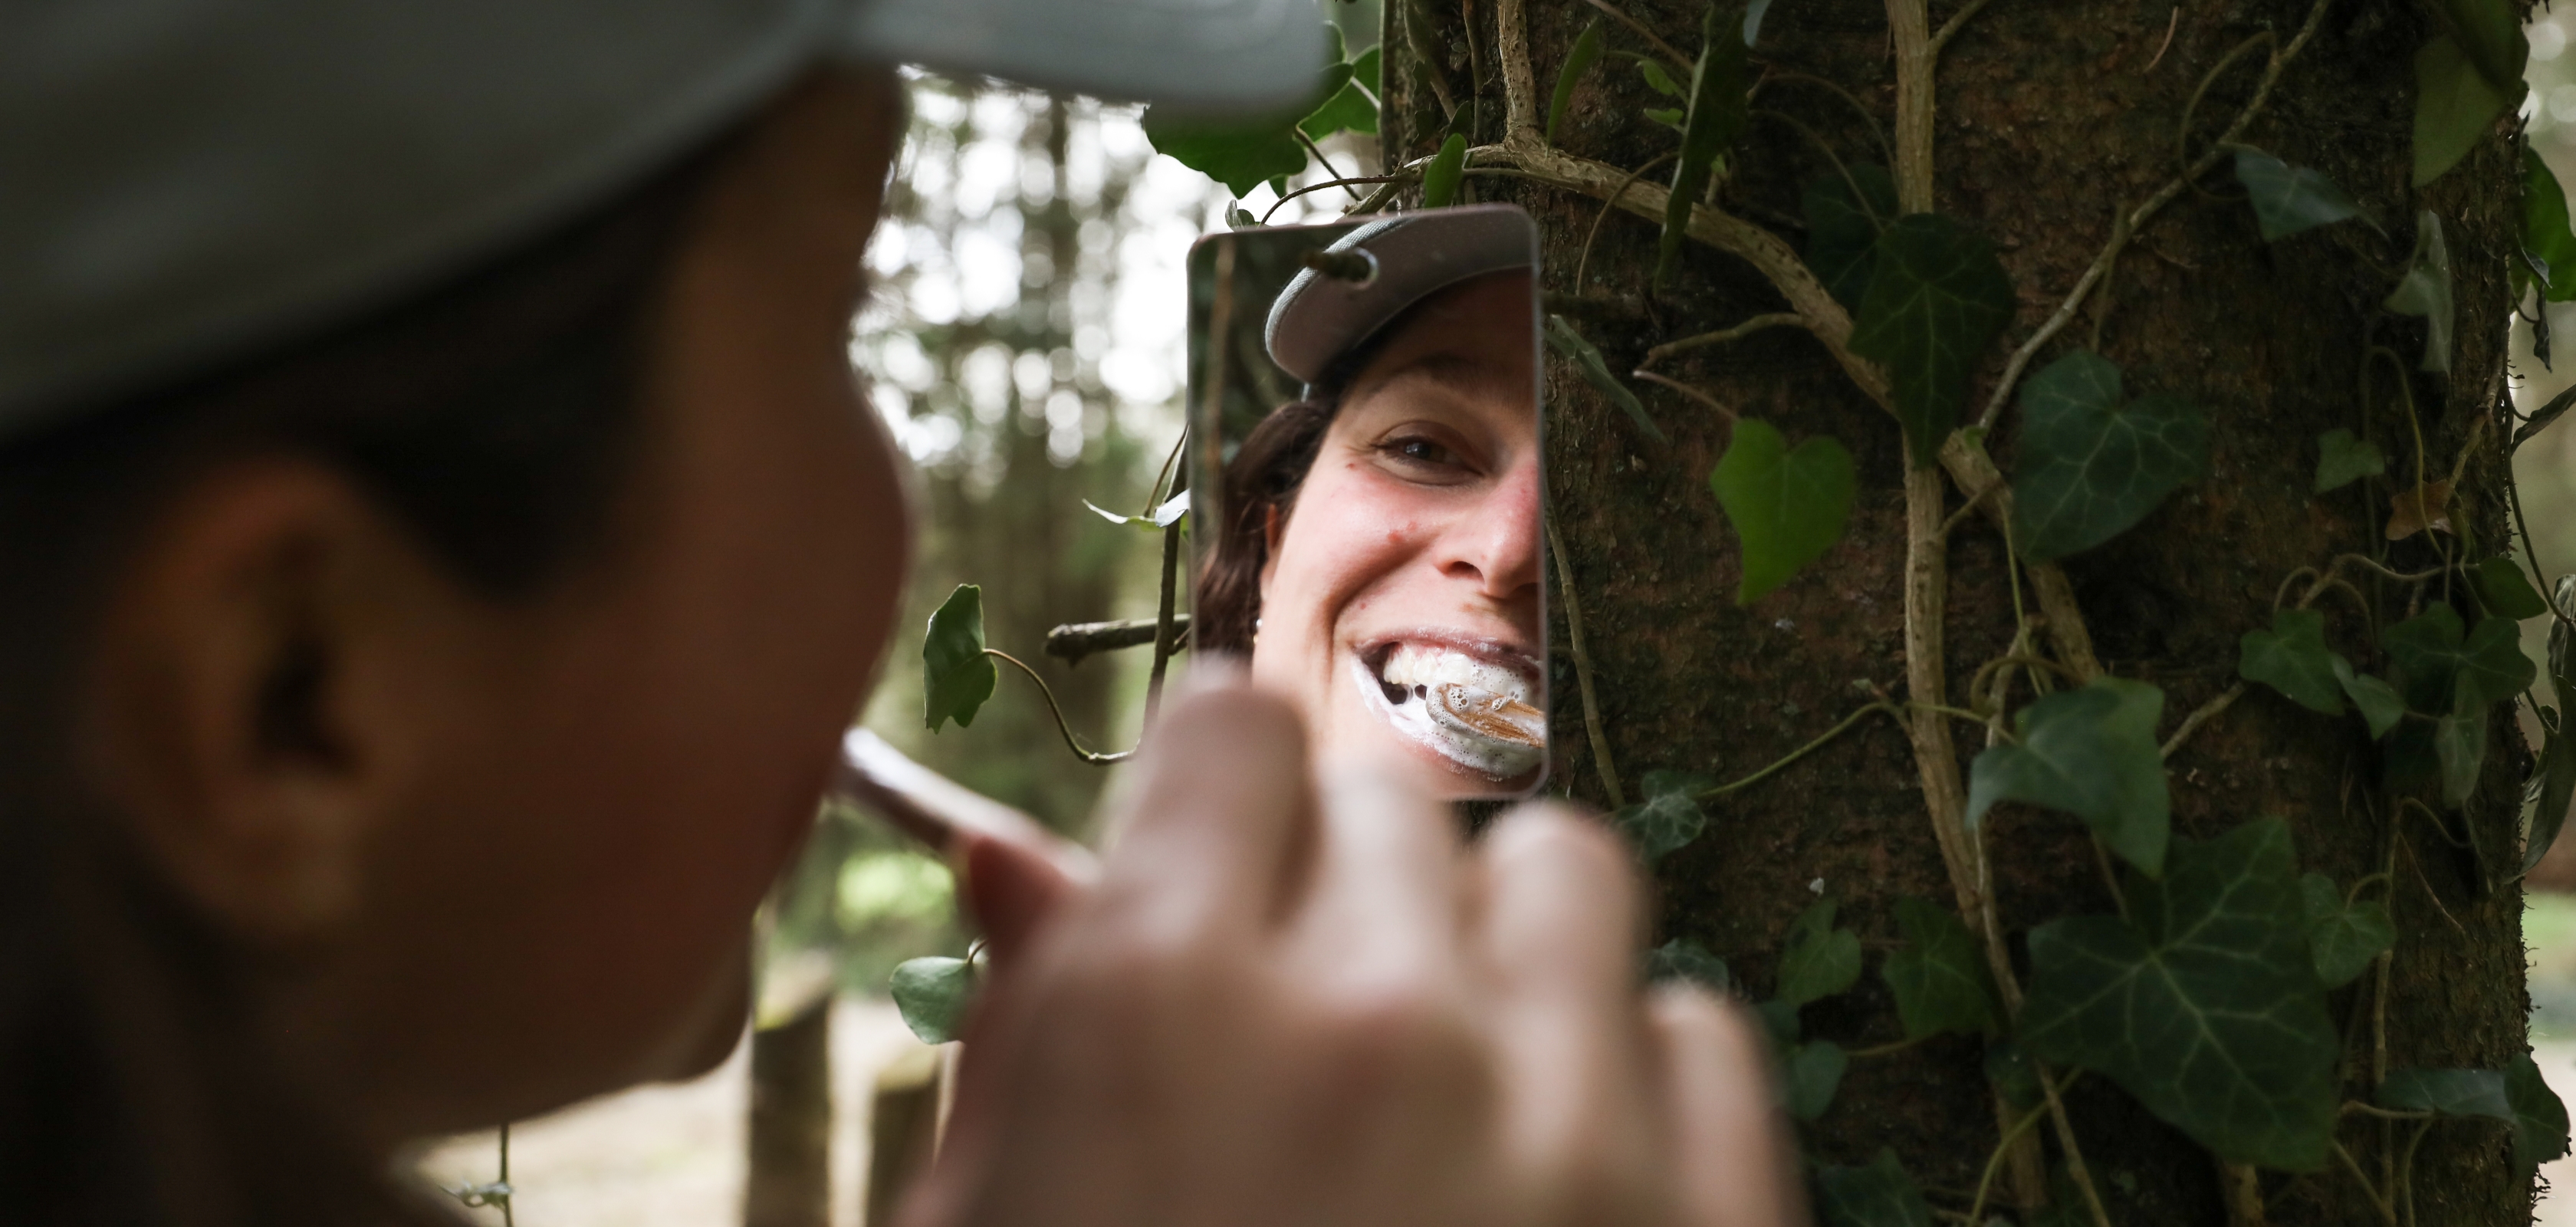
top-left (425, 0), bottom-right (2576, 1221)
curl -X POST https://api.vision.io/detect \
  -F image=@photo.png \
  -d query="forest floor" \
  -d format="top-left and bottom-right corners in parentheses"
top-left (416, 937), bottom-right (2576, 1227)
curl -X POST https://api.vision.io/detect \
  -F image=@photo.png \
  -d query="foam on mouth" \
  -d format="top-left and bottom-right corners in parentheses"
top-left (1357, 643), bottom-right (1547, 781)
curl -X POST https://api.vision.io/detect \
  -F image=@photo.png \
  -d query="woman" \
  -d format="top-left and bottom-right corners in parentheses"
top-left (2, 7), bottom-right (1792, 1226)
top-left (1200, 209), bottom-right (1549, 798)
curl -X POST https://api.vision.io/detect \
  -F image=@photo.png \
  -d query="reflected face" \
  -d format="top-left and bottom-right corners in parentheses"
top-left (1250, 271), bottom-right (1541, 797)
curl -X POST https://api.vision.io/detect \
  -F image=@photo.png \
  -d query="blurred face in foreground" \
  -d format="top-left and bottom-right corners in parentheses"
top-left (1249, 271), bottom-right (1543, 798)
top-left (88, 68), bottom-right (914, 1142)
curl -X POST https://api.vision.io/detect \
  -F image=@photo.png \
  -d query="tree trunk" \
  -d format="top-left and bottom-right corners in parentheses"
top-left (1389, 0), bottom-right (2535, 1222)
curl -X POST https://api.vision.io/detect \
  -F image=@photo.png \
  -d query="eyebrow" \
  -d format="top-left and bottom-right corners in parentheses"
top-left (1352, 352), bottom-right (1525, 401)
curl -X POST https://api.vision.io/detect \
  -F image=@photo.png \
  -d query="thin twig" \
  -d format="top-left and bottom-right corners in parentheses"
top-left (1644, 313), bottom-right (1811, 367)
top-left (1632, 370), bottom-right (1740, 421)
top-left (1045, 615), bottom-right (1193, 664)
top-left (1547, 513), bottom-right (1626, 808)
top-left (2161, 683), bottom-right (2246, 760)
top-left (2175, 33), bottom-right (2275, 172)
top-left (988, 650), bottom-right (1133, 764)
top-left (1763, 71), bottom-right (1895, 166)
top-left (1582, 0), bottom-right (1691, 70)
top-left (1967, 1083), bottom-right (2067, 1224)
top-left (1974, 0), bottom-right (2334, 433)
top-left (1263, 173), bottom-right (1411, 223)
top-left (1144, 521), bottom-right (1184, 725)
top-left (2398, 836), bottom-right (2466, 936)
top-left (1295, 130), bottom-right (1365, 200)
top-left (2143, 6), bottom-right (2181, 73)
top-left (1497, 0), bottom-right (1541, 139)
top-left (2332, 1138), bottom-right (2399, 1225)
top-left (1930, 0), bottom-right (2000, 56)
top-left (1574, 152), bottom-right (1678, 290)
top-left (1694, 702), bottom-right (1904, 801)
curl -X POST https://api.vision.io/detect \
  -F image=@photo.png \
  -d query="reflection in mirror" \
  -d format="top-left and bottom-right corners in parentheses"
top-left (1188, 206), bottom-right (1546, 800)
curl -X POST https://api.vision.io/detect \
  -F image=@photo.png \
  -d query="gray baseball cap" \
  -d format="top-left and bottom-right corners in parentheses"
top-left (1, 0), bottom-right (1325, 433)
top-left (1263, 206), bottom-right (1537, 388)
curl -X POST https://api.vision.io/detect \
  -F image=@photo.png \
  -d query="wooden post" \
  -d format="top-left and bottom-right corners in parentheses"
top-left (863, 1043), bottom-right (948, 1226)
top-left (744, 960), bottom-right (834, 1227)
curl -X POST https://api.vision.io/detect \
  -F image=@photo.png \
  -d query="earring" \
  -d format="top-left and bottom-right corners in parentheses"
top-left (1254, 617), bottom-right (1263, 636)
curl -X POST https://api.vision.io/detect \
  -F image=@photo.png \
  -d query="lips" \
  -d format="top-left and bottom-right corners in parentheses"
top-left (1355, 634), bottom-right (1546, 781)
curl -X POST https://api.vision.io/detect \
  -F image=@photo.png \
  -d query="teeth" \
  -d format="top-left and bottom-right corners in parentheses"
top-left (1380, 643), bottom-right (1532, 704)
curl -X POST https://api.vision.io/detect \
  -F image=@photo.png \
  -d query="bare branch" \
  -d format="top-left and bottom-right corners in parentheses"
top-left (1045, 615), bottom-right (1194, 664)
top-left (1496, 0), bottom-right (1542, 140)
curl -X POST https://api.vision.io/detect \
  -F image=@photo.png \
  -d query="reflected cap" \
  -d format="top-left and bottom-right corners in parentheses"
top-left (1263, 204), bottom-right (1536, 388)
top-left (1, 0), bottom-right (1326, 433)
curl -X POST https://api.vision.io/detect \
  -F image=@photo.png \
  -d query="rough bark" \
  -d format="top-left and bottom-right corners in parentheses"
top-left (1390, 0), bottom-right (2533, 1222)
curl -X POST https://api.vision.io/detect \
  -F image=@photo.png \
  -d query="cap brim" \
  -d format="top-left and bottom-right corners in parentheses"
top-left (844, 0), bottom-right (1328, 113)
top-left (1264, 205), bottom-right (1539, 387)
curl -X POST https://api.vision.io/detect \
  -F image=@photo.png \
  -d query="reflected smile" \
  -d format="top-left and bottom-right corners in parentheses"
top-left (1354, 635), bottom-right (1546, 781)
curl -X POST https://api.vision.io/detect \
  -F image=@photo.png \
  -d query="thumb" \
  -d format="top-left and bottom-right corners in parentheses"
top-left (958, 830), bottom-right (1084, 966)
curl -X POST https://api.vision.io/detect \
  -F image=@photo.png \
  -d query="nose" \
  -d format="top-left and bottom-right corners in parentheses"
top-left (1436, 452), bottom-right (1542, 602)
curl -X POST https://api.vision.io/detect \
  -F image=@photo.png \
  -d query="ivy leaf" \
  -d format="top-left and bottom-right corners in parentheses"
top-left (1646, 937), bottom-right (1733, 992)
top-left (1421, 132), bottom-right (1468, 209)
top-left (2384, 211), bottom-right (2456, 371)
top-left (1638, 58), bottom-right (1684, 98)
top-left (1708, 419), bottom-right (1857, 604)
top-left (2384, 477), bottom-right (2456, 541)
top-left (2412, 37), bottom-right (2520, 188)
top-left (1642, 107), bottom-right (1687, 133)
top-left (1882, 897), bottom-right (1999, 1039)
top-left (1848, 214), bottom-right (2018, 468)
top-left (2232, 148), bottom-right (2367, 242)
top-left (1301, 48), bottom-right (1382, 140)
top-left (2526, 709), bottom-right (2576, 874)
top-left (2377, 1067), bottom-right (2513, 1120)
top-left (2523, 385), bottom-right (2576, 449)
top-left (1778, 897), bottom-right (1862, 1006)
top-left (1083, 491), bottom-right (1192, 531)
top-left (2009, 350), bottom-right (2209, 562)
top-left (889, 956), bottom-right (978, 1044)
top-left (2469, 556), bottom-right (2551, 620)
top-left (2331, 656), bottom-right (2407, 739)
top-left (1812, 1150), bottom-right (1935, 1227)
top-left (2528, 150), bottom-right (2576, 304)
top-left (1658, 5), bottom-right (1751, 286)
top-left (1802, 164), bottom-right (1899, 311)
top-left (2298, 872), bottom-right (2393, 989)
top-left (2425, 0), bottom-right (2528, 93)
top-left (1546, 21), bottom-right (1606, 143)
top-left (2510, 1051), bottom-right (2573, 1181)
top-left (1743, 0), bottom-right (1774, 44)
top-left (2314, 428), bottom-right (2386, 492)
top-left (1967, 678), bottom-right (2170, 877)
top-left (1142, 36), bottom-right (1345, 197)
top-left (1543, 314), bottom-right (1664, 442)
top-left (923, 584), bottom-right (997, 732)
top-left (2435, 673), bottom-right (2489, 808)
top-left (1611, 771), bottom-right (1711, 860)
top-left (2239, 607), bottom-right (2347, 715)
top-left (2383, 604), bottom-right (2535, 711)
top-left (1755, 998), bottom-right (1802, 1046)
top-left (2019, 818), bottom-right (2339, 1172)
top-left (1784, 1041), bottom-right (1849, 1121)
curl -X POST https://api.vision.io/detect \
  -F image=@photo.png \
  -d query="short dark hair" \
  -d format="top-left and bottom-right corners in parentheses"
top-left (1194, 395), bottom-right (1335, 656)
top-left (0, 127), bottom-right (731, 1226)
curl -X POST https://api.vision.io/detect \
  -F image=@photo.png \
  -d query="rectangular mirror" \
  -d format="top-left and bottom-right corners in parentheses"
top-left (1185, 206), bottom-right (1546, 801)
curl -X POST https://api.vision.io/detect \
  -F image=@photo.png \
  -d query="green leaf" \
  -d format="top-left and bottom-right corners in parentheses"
top-left (2384, 211), bottom-right (2456, 372)
top-left (2019, 818), bottom-right (2339, 1172)
top-left (2426, 0), bottom-right (2527, 91)
top-left (1967, 678), bottom-right (2170, 876)
top-left (2528, 150), bottom-right (2576, 303)
top-left (2384, 604), bottom-right (2536, 711)
top-left (2313, 427), bottom-right (2387, 492)
top-left (2510, 1051), bottom-right (2572, 1180)
top-left (1813, 1150), bottom-right (1935, 1227)
top-left (1743, 0), bottom-right (1773, 44)
top-left (1708, 419), bottom-right (1857, 604)
top-left (1658, 5), bottom-right (1751, 286)
top-left (1544, 314), bottom-right (1663, 442)
top-left (2331, 656), bottom-right (2407, 739)
top-left (1546, 21), bottom-right (1605, 143)
top-left (1638, 58), bottom-right (1684, 98)
top-left (1784, 1040), bottom-right (1849, 1122)
top-left (2412, 37), bottom-right (2520, 188)
top-left (2435, 673), bottom-right (2489, 808)
top-left (1083, 491), bottom-right (1191, 531)
top-left (1421, 132), bottom-right (1468, 208)
top-left (1802, 164), bottom-right (1899, 311)
top-left (2297, 872), bottom-right (2393, 989)
top-left (889, 956), bottom-right (978, 1044)
top-left (2233, 148), bottom-right (2367, 242)
top-left (1301, 49), bottom-right (1380, 140)
top-left (2526, 710), bottom-right (2576, 874)
top-left (1882, 896), bottom-right (1999, 1039)
top-left (2009, 350), bottom-right (2209, 562)
top-left (923, 584), bottom-right (997, 732)
top-left (1641, 107), bottom-right (1687, 133)
top-left (2469, 556), bottom-right (2551, 620)
top-left (2239, 607), bottom-right (2347, 715)
top-left (2377, 1067), bottom-right (2512, 1120)
top-left (1755, 998), bottom-right (1802, 1046)
top-left (1848, 214), bottom-right (2017, 468)
top-left (1646, 937), bottom-right (1733, 992)
top-left (1778, 897), bottom-right (1862, 1006)
top-left (2524, 385), bottom-right (2576, 449)
top-left (1612, 791), bottom-right (1707, 860)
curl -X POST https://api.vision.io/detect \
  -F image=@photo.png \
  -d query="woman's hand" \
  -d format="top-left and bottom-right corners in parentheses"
top-left (907, 677), bottom-right (1801, 1227)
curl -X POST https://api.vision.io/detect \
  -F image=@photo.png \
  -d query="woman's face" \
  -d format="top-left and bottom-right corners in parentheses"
top-left (1250, 271), bottom-right (1542, 798)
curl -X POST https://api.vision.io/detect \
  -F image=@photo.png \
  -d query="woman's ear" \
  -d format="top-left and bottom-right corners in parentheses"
top-left (80, 460), bottom-right (473, 947)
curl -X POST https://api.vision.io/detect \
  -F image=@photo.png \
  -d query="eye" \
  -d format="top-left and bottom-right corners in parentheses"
top-left (1387, 436), bottom-right (1460, 466)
